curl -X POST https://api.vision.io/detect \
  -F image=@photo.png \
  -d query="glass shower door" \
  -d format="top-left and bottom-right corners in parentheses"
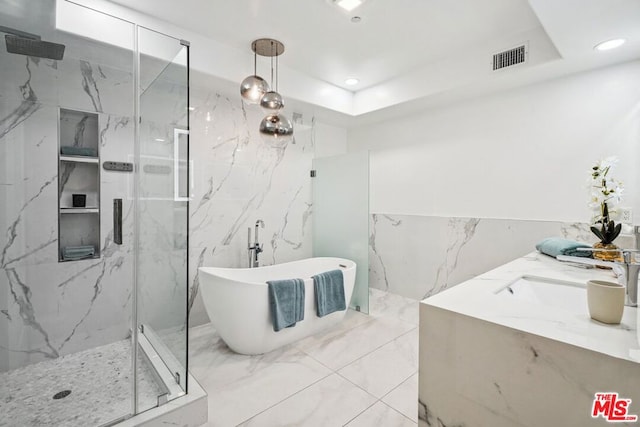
top-left (1, 2), bottom-right (191, 424)
top-left (136, 26), bottom-right (189, 410)
top-left (1, 1), bottom-right (137, 425)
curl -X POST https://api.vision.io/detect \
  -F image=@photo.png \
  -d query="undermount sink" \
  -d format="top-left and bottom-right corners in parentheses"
top-left (496, 275), bottom-right (588, 314)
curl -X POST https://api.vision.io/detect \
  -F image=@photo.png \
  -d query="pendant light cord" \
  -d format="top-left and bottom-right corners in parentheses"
top-left (270, 40), bottom-right (274, 89)
top-left (253, 45), bottom-right (257, 76)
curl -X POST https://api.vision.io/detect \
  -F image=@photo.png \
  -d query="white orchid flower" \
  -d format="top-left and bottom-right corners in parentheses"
top-left (598, 156), bottom-right (619, 171)
top-left (588, 156), bottom-right (624, 219)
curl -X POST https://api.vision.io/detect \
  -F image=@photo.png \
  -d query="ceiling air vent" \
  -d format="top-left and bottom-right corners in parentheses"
top-left (492, 44), bottom-right (527, 71)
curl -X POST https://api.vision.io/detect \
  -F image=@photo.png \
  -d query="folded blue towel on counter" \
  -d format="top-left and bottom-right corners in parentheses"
top-left (267, 278), bottom-right (305, 332)
top-left (312, 269), bottom-right (346, 317)
top-left (60, 146), bottom-right (98, 157)
top-left (535, 237), bottom-right (592, 258)
top-left (62, 245), bottom-right (95, 260)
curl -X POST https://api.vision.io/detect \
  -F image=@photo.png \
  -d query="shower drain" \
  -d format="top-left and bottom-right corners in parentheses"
top-left (53, 390), bottom-right (71, 400)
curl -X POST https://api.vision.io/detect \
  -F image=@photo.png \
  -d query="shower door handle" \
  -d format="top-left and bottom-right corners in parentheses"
top-left (174, 128), bottom-right (190, 201)
top-left (113, 199), bottom-right (122, 245)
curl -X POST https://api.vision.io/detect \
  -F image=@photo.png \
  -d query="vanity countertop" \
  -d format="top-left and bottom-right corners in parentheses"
top-left (421, 251), bottom-right (640, 364)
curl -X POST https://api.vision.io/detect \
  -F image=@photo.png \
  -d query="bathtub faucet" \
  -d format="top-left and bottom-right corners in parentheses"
top-left (248, 220), bottom-right (265, 268)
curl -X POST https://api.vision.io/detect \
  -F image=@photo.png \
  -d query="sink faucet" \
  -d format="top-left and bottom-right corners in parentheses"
top-left (578, 247), bottom-right (640, 307)
top-left (618, 250), bottom-right (640, 307)
top-left (247, 220), bottom-right (265, 268)
top-left (617, 226), bottom-right (640, 307)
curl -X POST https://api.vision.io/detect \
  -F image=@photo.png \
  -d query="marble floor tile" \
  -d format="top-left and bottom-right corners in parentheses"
top-left (239, 374), bottom-right (377, 427)
top-left (295, 315), bottom-right (416, 371)
top-left (345, 401), bottom-right (416, 427)
top-left (338, 328), bottom-right (418, 398)
top-left (382, 373), bottom-right (419, 422)
top-left (187, 323), bottom-right (223, 370)
top-left (396, 301), bottom-right (420, 325)
top-left (269, 308), bottom-right (372, 358)
top-left (369, 288), bottom-right (419, 325)
top-left (188, 324), bottom-right (332, 427)
top-left (190, 290), bottom-right (420, 427)
top-left (341, 307), bottom-right (376, 330)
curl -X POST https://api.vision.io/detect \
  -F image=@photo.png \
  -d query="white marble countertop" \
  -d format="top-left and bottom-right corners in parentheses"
top-left (421, 251), bottom-right (640, 364)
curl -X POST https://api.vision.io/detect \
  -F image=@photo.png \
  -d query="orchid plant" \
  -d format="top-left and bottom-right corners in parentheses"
top-left (589, 156), bottom-right (624, 245)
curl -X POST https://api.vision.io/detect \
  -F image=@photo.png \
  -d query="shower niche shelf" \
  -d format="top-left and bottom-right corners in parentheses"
top-left (58, 108), bottom-right (101, 262)
top-left (60, 208), bottom-right (99, 214)
top-left (60, 155), bottom-right (99, 164)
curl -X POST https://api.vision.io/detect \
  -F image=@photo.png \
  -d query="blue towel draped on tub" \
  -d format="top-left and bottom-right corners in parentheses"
top-left (312, 269), bottom-right (346, 317)
top-left (535, 237), bottom-right (592, 258)
top-left (267, 278), bottom-right (305, 332)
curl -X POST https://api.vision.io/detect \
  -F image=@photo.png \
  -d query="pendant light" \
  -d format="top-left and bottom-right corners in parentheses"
top-left (240, 42), bottom-right (269, 104)
top-left (242, 39), bottom-right (294, 145)
top-left (259, 112), bottom-right (294, 146)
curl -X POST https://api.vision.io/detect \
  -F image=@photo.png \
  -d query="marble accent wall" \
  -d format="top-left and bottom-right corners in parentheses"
top-left (0, 45), bottom-right (135, 371)
top-left (187, 77), bottom-right (315, 325)
top-left (369, 213), bottom-right (635, 300)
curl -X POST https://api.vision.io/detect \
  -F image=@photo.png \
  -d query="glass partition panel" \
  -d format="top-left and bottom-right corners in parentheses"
top-left (136, 26), bottom-right (189, 409)
top-left (312, 151), bottom-right (370, 313)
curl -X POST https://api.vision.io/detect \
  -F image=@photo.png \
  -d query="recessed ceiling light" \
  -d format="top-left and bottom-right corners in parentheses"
top-left (334, 0), bottom-right (363, 12)
top-left (594, 38), bottom-right (626, 51)
top-left (155, 138), bottom-right (165, 142)
top-left (188, 106), bottom-right (195, 111)
top-left (351, 16), bottom-right (362, 23)
top-left (345, 78), bottom-right (359, 86)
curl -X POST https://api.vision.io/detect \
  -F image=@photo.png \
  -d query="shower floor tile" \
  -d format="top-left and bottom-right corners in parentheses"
top-left (0, 339), bottom-right (164, 427)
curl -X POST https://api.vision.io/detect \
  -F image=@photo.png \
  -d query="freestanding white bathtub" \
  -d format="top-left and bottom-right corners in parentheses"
top-left (198, 257), bottom-right (356, 355)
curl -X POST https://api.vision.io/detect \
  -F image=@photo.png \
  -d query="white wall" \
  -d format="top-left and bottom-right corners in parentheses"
top-left (314, 122), bottom-right (348, 158)
top-left (349, 61), bottom-right (640, 223)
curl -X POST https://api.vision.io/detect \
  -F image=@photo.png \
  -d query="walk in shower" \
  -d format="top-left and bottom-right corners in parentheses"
top-left (0, 1), bottom-right (189, 425)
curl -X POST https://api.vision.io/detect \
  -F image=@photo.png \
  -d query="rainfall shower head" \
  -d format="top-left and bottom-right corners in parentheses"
top-left (0, 26), bottom-right (65, 60)
top-left (5, 35), bottom-right (65, 60)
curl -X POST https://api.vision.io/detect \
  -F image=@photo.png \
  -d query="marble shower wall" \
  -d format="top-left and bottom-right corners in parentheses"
top-left (0, 45), bottom-right (135, 371)
top-left (187, 79), bottom-right (315, 325)
top-left (369, 213), bottom-right (635, 300)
